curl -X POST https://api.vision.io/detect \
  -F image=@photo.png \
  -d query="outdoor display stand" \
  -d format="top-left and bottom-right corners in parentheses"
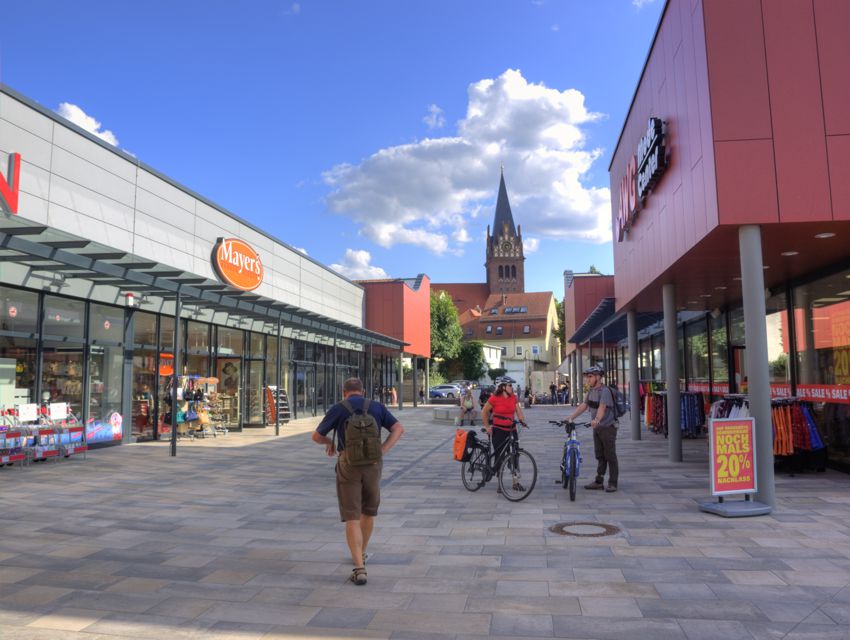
top-left (699, 417), bottom-right (772, 517)
top-left (0, 402), bottom-right (88, 470)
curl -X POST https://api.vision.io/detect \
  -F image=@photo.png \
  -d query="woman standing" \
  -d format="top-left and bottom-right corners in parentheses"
top-left (481, 381), bottom-right (528, 491)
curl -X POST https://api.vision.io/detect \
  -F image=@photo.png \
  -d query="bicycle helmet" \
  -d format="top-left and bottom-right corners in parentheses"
top-left (583, 365), bottom-right (605, 376)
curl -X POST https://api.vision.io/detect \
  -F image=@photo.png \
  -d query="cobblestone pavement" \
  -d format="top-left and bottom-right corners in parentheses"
top-left (2, 405), bottom-right (850, 639)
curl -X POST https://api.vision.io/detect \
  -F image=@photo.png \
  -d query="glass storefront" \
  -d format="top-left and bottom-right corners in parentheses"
top-left (87, 303), bottom-right (125, 444)
top-left (0, 286), bottom-right (38, 408)
top-left (216, 327), bottom-right (243, 427)
top-left (793, 269), bottom-right (850, 469)
top-left (131, 311), bottom-right (157, 441)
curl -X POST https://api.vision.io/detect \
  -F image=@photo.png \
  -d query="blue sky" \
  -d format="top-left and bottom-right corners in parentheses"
top-left (0, 0), bottom-right (664, 299)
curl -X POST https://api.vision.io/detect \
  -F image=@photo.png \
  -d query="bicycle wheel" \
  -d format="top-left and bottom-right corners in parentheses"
top-left (561, 445), bottom-right (569, 489)
top-left (461, 447), bottom-right (488, 491)
top-left (498, 448), bottom-right (537, 501)
top-left (568, 448), bottom-right (577, 502)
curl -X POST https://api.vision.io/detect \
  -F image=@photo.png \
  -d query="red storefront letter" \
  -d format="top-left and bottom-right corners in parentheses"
top-left (0, 153), bottom-right (21, 214)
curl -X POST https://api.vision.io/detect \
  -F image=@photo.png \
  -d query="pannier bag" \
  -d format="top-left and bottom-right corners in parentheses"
top-left (453, 428), bottom-right (477, 462)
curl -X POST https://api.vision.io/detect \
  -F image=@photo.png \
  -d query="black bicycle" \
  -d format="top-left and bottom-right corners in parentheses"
top-left (460, 422), bottom-right (538, 501)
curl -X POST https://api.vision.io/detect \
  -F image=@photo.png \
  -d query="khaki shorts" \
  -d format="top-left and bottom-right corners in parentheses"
top-left (335, 454), bottom-right (382, 522)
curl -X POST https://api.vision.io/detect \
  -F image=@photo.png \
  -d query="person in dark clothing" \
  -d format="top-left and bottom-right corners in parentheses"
top-left (549, 382), bottom-right (557, 404)
top-left (312, 378), bottom-right (404, 585)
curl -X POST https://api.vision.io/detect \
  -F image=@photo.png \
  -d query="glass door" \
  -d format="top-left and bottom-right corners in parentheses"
top-left (245, 360), bottom-right (264, 425)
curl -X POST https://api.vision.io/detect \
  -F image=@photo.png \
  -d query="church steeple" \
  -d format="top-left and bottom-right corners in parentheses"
top-left (493, 167), bottom-right (517, 238)
top-left (485, 169), bottom-right (525, 293)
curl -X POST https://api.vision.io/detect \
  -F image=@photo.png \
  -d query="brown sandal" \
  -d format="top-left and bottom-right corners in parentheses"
top-left (350, 567), bottom-right (367, 585)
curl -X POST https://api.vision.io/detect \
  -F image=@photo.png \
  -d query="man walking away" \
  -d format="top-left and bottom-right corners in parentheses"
top-left (312, 378), bottom-right (404, 585)
top-left (549, 382), bottom-right (557, 404)
top-left (565, 366), bottom-right (619, 492)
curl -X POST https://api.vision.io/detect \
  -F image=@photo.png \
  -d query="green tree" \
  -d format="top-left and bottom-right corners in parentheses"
top-left (430, 291), bottom-right (462, 361)
top-left (488, 367), bottom-right (507, 382)
top-left (457, 340), bottom-right (488, 381)
top-left (588, 265), bottom-right (601, 274)
top-left (555, 298), bottom-right (566, 359)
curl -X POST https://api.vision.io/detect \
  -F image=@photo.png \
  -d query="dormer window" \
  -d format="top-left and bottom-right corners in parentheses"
top-left (490, 308), bottom-right (498, 315)
top-left (486, 325), bottom-right (492, 333)
top-left (496, 326), bottom-right (503, 335)
top-left (523, 325), bottom-right (530, 334)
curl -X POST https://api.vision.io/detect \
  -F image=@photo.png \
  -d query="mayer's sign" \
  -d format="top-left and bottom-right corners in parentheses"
top-left (616, 117), bottom-right (667, 242)
top-left (212, 237), bottom-right (264, 291)
top-left (0, 152), bottom-right (22, 215)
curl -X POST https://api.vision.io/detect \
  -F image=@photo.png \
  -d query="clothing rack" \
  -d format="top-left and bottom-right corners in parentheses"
top-left (644, 390), bottom-right (706, 438)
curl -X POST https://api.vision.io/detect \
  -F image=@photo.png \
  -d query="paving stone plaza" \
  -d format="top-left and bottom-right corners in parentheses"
top-left (2, 405), bottom-right (850, 640)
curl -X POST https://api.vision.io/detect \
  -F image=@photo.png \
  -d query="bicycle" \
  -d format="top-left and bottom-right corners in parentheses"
top-left (460, 422), bottom-right (538, 501)
top-left (549, 420), bottom-right (590, 501)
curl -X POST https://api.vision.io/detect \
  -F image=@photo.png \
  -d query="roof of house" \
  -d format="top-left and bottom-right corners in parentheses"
top-left (431, 283), bottom-right (491, 312)
top-left (481, 291), bottom-right (554, 317)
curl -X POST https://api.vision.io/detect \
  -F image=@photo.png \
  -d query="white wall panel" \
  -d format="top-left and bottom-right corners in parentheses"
top-left (0, 120), bottom-right (53, 169)
top-left (20, 162), bottom-right (50, 201)
top-left (0, 94), bottom-right (54, 140)
top-left (136, 170), bottom-right (196, 213)
top-left (132, 235), bottom-right (194, 273)
top-left (47, 202), bottom-right (134, 253)
top-left (15, 191), bottom-right (48, 225)
top-left (52, 125), bottom-right (136, 183)
top-left (135, 186), bottom-right (197, 228)
top-left (49, 174), bottom-right (134, 230)
top-left (133, 211), bottom-right (195, 256)
top-left (50, 147), bottom-right (135, 206)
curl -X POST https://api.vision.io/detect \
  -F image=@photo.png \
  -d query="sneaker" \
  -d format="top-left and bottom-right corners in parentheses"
top-left (605, 485), bottom-right (618, 493)
top-left (584, 481), bottom-right (604, 490)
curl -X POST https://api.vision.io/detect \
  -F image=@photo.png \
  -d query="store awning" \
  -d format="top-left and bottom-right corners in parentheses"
top-left (0, 220), bottom-right (405, 351)
top-left (569, 297), bottom-right (663, 345)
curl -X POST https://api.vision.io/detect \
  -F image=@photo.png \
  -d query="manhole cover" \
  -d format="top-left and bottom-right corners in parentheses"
top-left (548, 521), bottom-right (621, 537)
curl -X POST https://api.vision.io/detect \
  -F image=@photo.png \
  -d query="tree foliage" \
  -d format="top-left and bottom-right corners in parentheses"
top-left (555, 298), bottom-right (566, 359)
top-left (588, 265), bottom-right (601, 274)
top-left (488, 367), bottom-right (507, 381)
top-left (457, 341), bottom-right (488, 381)
top-left (430, 291), bottom-right (463, 361)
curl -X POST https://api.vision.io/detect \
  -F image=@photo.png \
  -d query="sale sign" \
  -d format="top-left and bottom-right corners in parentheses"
top-left (709, 418), bottom-right (757, 496)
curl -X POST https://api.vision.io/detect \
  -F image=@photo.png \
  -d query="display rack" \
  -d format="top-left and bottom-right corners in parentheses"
top-left (0, 402), bottom-right (88, 470)
top-left (265, 385), bottom-right (291, 426)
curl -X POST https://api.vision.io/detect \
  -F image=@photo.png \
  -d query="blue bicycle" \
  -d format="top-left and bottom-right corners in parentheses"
top-left (549, 420), bottom-right (590, 501)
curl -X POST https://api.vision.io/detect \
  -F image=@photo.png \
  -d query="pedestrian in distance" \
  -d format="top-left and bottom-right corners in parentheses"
top-left (565, 366), bottom-right (618, 492)
top-left (312, 378), bottom-right (404, 585)
top-left (550, 382), bottom-right (557, 404)
top-left (419, 387), bottom-right (425, 404)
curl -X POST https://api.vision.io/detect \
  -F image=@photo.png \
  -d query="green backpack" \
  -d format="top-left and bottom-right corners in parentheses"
top-left (341, 399), bottom-right (383, 466)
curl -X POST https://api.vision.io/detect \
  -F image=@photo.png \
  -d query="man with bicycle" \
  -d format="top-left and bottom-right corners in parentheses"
top-left (481, 381), bottom-right (528, 493)
top-left (566, 366), bottom-right (619, 492)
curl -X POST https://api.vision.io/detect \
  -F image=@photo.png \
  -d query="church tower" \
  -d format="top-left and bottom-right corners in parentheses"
top-left (485, 169), bottom-right (525, 293)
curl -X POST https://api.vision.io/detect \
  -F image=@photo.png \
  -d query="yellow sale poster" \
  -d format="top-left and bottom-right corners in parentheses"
top-left (709, 418), bottom-right (757, 496)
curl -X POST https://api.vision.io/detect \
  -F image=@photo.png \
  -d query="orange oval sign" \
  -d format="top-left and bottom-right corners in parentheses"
top-left (212, 238), bottom-right (264, 291)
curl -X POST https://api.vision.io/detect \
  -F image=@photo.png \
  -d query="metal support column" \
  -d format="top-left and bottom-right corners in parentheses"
top-left (332, 333), bottom-right (338, 405)
top-left (627, 309), bottom-right (641, 441)
top-left (412, 356), bottom-right (418, 407)
top-left (367, 343), bottom-right (374, 399)
top-left (122, 308), bottom-right (135, 442)
top-left (275, 316), bottom-right (282, 436)
top-left (425, 358), bottom-right (430, 404)
top-left (739, 225), bottom-right (776, 507)
top-left (398, 352), bottom-right (404, 411)
top-left (663, 283), bottom-right (682, 462)
top-left (170, 289), bottom-right (182, 457)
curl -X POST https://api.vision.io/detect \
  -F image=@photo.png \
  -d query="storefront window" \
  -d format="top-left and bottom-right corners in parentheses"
top-left (87, 304), bottom-right (125, 444)
top-left (686, 320), bottom-right (709, 391)
top-left (0, 287), bottom-right (38, 407)
top-left (187, 321), bottom-right (210, 377)
top-left (639, 340), bottom-right (651, 380)
top-left (132, 312), bottom-right (157, 440)
top-left (41, 296), bottom-right (85, 417)
top-left (249, 332), bottom-right (264, 358)
top-left (793, 272), bottom-right (850, 469)
top-left (710, 312), bottom-right (729, 397)
top-left (216, 327), bottom-right (243, 426)
top-left (245, 332), bottom-right (265, 425)
top-left (652, 337), bottom-right (664, 383)
top-left (766, 292), bottom-right (790, 386)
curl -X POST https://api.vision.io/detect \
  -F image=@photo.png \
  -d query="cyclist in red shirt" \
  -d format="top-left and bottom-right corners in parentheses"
top-left (481, 382), bottom-right (528, 491)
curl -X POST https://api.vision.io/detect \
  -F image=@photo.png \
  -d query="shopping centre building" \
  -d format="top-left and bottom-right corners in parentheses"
top-left (0, 84), bottom-right (404, 445)
top-left (564, 0), bottom-right (850, 502)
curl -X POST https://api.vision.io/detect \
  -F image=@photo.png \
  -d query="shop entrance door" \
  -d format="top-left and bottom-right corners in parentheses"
top-left (732, 346), bottom-right (747, 394)
top-left (294, 364), bottom-right (316, 417)
top-left (245, 360), bottom-right (264, 426)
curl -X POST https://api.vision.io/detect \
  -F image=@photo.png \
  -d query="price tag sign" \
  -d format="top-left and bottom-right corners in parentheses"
top-left (16, 403), bottom-right (38, 422)
top-left (709, 418), bottom-right (757, 496)
top-left (49, 403), bottom-right (68, 420)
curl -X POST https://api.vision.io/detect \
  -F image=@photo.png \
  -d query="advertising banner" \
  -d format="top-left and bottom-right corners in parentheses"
top-left (709, 418), bottom-right (757, 496)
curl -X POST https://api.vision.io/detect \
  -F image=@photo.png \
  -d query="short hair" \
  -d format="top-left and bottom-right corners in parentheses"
top-left (343, 378), bottom-right (364, 394)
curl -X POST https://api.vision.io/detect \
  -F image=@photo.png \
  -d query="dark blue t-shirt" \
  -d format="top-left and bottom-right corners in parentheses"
top-left (316, 395), bottom-right (398, 451)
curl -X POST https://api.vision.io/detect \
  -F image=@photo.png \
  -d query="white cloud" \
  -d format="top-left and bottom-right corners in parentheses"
top-left (330, 249), bottom-right (388, 279)
top-left (323, 69), bottom-right (612, 254)
top-left (423, 104), bottom-right (446, 130)
top-left (523, 237), bottom-right (540, 254)
top-left (632, 0), bottom-right (659, 8)
top-left (292, 246), bottom-right (308, 255)
top-left (56, 103), bottom-right (119, 146)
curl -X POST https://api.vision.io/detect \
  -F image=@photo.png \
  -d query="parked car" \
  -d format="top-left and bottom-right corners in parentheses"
top-left (449, 379), bottom-right (477, 390)
top-left (429, 384), bottom-right (463, 398)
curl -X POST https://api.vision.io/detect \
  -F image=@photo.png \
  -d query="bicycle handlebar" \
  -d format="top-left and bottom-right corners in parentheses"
top-left (548, 420), bottom-right (591, 429)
